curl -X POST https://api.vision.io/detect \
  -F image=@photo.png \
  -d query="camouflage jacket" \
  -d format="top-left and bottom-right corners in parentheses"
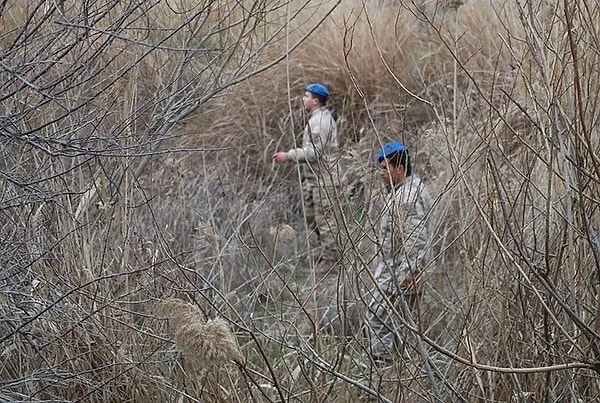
top-left (285, 107), bottom-right (338, 178)
top-left (375, 175), bottom-right (433, 283)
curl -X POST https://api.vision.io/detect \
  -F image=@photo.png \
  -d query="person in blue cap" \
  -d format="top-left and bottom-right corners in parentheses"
top-left (366, 140), bottom-right (433, 362)
top-left (273, 83), bottom-right (339, 262)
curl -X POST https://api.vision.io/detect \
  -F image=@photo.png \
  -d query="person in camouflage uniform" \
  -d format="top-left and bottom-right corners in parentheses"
top-left (366, 141), bottom-right (433, 361)
top-left (273, 83), bottom-right (339, 262)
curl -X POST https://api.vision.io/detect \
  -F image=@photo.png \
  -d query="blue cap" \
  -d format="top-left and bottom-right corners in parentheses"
top-left (376, 141), bottom-right (407, 163)
top-left (305, 83), bottom-right (329, 98)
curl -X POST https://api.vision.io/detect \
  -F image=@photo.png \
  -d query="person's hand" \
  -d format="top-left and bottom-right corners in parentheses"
top-left (272, 152), bottom-right (288, 164)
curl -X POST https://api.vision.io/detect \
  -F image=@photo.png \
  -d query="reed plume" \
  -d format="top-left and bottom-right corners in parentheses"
top-left (156, 299), bottom-right (243, 369)
top-left (269, 224), bottom-right (296, 242)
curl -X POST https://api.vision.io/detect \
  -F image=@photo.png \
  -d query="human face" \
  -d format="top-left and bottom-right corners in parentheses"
top-left (379, 159), bottom-right (406, 190)
top-left (302, 91), bottom-right (319, 113)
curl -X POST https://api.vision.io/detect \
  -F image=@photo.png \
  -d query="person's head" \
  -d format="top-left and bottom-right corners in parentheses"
top-left (303, 83), bottom-right (329, 112)
top-left (376, 141), bottom-right (411, 189)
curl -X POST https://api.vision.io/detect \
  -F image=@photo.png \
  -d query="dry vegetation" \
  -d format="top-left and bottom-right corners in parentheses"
top-left (1, 0), bottom-right (600, 401)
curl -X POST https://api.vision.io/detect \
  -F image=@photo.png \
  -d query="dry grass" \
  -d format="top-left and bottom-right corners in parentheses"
top-left (1, 0), bottom-right (600, 401)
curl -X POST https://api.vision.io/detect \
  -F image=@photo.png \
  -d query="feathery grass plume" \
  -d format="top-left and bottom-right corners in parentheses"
top-left (156, 299), bottom-right (242, 369)
top-left (269, 224), bottom-right (296, 242)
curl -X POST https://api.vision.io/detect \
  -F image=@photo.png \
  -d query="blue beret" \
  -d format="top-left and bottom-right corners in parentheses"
top-left (305, 83), bottom-right (329, 98)
top-left (376, 141), bottom-right (407, 163)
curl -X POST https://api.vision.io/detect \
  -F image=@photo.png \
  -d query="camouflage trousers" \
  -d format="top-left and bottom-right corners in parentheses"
top-left (301, 175), bottom-right (339, 262)
top-left (365, 264), bottom-right (419, 360)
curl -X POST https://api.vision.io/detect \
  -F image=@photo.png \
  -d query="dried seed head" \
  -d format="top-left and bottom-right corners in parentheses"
top-left (269, 224), bottom-right (296, 242)
top-left (156, 299), bottom-right (242, 368)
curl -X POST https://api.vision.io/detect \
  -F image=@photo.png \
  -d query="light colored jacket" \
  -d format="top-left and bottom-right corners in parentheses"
top-left (286, 107), bottom-right (338, 164)
top-left (376, 175), bottom-right (433, 284)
